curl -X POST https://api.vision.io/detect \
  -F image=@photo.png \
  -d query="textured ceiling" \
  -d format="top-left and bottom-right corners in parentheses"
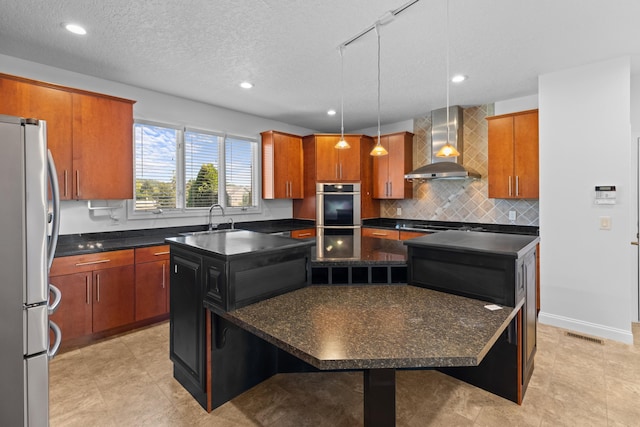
top-left (1, 0), bottom-right (640, 132)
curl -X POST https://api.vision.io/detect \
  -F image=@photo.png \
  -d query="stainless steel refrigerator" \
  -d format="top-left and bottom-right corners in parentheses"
top-left (0, 114), bottom-right (62, 426)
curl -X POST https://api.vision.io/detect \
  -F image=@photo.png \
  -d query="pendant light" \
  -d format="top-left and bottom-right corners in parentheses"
top-left (370, 23), bottom-right (389, 157)
top-left (335, 46), bottom-right (351, 150)
top-left (435, 0), bottom-right (461, 158)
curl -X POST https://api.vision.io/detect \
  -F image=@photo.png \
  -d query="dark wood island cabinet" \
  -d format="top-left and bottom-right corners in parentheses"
top-left (165, 230), bottom-right (313, 410)
top-left (404, 230), bottom-right (540, 403)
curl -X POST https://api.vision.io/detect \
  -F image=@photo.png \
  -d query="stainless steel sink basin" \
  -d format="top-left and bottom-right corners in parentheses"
top-left (179, 229), bottom-right (239, 237)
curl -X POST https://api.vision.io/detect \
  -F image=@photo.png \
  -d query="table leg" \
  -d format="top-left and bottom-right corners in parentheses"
top-left (363, 368), bottom-right (396, 427)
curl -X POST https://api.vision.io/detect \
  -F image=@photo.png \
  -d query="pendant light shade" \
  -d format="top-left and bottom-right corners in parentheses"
top-left (436, 142), bottom-right (460, 157)
top-left (370, 23), bottom-right (388, 157)
top-left (335, 46), bottom-right (351, 150)
top-left (436, 0), bottom-right (460, 159)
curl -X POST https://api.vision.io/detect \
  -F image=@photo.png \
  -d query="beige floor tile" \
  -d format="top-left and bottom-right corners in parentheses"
top-left (49, 321), bottom-right (640, 427)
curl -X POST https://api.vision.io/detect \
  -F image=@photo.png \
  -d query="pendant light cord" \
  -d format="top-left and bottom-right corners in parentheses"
top-left (446, 0), bottom-right (450, 146)
top-left (376, 23), bottom-right (381, 144)
top-left (340, 46), bottom-right (345, 140)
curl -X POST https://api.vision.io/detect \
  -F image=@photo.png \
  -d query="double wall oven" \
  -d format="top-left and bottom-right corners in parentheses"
top-left (316, 183), bottom-right (361, 259)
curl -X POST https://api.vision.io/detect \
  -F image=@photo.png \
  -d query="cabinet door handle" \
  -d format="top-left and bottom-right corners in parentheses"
top-left (516, 176), bottom-right (520, 196)
top-left (508, 176), bottom-right (512, 197)
top-left (75, 170), bottom-right (80, 198)
top-left (63, 170), bottom-right (68, 198)
top-left (75, 259), bottom-right (111, 267)
top-left (85, 275), bottom-right (90, 305)
top-left (162, 262), bottom-right (166, 289)
top-left (154, 251), bottom-right (170, 256)
top-left (335, 164), bottom-right (339, 179)
top-left (96, 274), bottom-right (100, 303)
top-left (389, 181), bottom-right (392, 197)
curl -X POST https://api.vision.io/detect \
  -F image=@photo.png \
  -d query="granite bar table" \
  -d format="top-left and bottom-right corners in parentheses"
top-left (210, 285), bottom-right (522, 427)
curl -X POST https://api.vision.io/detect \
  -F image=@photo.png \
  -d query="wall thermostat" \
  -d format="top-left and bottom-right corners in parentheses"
top-left (595, 185), bottom-right (616, 205)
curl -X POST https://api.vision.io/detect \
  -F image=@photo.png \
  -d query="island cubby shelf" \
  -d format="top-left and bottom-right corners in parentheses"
top-left (310, 264), bottom-right (407, 285)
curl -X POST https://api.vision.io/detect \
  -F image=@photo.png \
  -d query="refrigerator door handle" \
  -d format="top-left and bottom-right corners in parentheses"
top-left (48, 320), bottom-right (62, 360)
top-left (48, 284), bottom-right (61, 315)
top-left (47, 149), bottom-right (60, 272)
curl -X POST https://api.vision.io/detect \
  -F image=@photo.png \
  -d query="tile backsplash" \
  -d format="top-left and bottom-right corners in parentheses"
top-left (380, 105), bottom-right (539, 226)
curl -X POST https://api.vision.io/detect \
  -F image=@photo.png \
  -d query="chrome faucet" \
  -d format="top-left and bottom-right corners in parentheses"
top-left (208, 204), bottom-right (225, 230)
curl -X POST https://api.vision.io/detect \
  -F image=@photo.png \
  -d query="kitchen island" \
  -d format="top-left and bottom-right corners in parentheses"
top-left (209, 285), bottom-right (521, 427)
top-left (165, 229), bottom-right (314, 408)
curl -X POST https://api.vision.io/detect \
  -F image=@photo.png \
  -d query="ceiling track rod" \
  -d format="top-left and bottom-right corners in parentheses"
top-left (338, 0), bottom-right (421, 49)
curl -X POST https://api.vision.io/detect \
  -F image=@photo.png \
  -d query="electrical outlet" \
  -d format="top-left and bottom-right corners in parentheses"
top-left (508, 210), bottom-right (516, 221)
top-left (600, 216), bottom-right (611, 230)
top-left (396, 207), bottom-right (402, 216)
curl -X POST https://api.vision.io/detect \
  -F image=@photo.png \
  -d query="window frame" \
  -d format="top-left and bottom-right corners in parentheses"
top-left (128, 120), bottom-right (261, 220)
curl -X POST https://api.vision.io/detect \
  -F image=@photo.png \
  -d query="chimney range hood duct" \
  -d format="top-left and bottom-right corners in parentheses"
top-left (404, 106), bottom-right (480, 180)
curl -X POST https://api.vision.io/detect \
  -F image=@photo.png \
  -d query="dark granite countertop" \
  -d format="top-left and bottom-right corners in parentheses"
top-left (166, 229), bottom-right (313, 258)
top-left (404, 230), bottom-right (540, 258)
top-left (216, 285), bottom-right (520, 370)
top-left (54, 219), bottom-right (315, 257)
top-left (364, 218), bottom-right (539, 236)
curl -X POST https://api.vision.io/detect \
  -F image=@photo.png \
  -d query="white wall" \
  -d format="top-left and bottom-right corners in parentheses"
top-left (0, 54), bottom-right (316, 234)
top-left (494, 95), bottom-right (538, 115)
top-left (538, 57), bottom-right (634, 343)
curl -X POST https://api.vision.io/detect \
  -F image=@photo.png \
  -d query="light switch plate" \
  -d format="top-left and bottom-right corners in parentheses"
top-left (508, 210), bottom-right (516, 221)
top-left (396, 207), bottom-right (402, 216)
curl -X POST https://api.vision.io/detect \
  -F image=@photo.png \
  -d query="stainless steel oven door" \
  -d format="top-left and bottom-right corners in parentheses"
top-left (316, 183), bottom-right (361, 227)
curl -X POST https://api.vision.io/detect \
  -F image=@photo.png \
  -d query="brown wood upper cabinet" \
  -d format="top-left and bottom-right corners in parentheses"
top-left (261, 130), bottom-right (303, 199)
top-left (314, 134), bottom-right (361, 181)
top-left (0, 73), bottom-right (135, 200)
top-left (487, 109), bottom-right (539, 199)
top-left (293, 134), bottom-right (379, 220)
top-left (372, 132), bottom-right (413, 199)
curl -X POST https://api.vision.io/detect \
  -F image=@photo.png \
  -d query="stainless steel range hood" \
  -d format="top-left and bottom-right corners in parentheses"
top-left (404, 106), bottom-right (480, 180)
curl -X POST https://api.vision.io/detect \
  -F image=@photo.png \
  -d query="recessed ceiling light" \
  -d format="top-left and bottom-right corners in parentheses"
top-left (64, 23), bottom-right (87, 35)
top-left (451, 74), bottom-right (467, 83)
top-left (327, 109), bottom-right (337, 116)
top-left (239, 81), bottom-right (253, 89)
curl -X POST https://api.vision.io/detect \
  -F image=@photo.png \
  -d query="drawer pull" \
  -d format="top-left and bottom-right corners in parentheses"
top-left (75, 259), bottom-right (111, 267)
top-left (154, 251), bottom-right (170, 256)
top-left (372, 232), bottom-right (388, 236)
top-left (297, 233), bottom-right (311, 237)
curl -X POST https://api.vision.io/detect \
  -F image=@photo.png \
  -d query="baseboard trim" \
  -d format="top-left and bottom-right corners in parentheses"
top-left (538, 311), bottom-right (633, 344)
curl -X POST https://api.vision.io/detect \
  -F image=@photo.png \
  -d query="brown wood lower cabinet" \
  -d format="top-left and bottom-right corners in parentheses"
top-left (91, 265), bottom-right (135, 333)
top-left (135, 245), bottom-right (170, 321)
top-left (49, 272), bottom-right (93, 342)
top-left (362, 227), bottom-right (399, 240)
top-left (363, 227), bottom-right (428, 241)
top-left (291, 228), bottom-right (316, 239)
top-left (50, 249), bottom-right (135, 348)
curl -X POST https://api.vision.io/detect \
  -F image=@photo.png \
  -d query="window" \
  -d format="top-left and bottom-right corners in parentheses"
top-left (184, 130), bottom-right (220, 208)
top-left (133, 121), bottom-right (259, 215)
top-left (134, 123), bottom-right (178, 211)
